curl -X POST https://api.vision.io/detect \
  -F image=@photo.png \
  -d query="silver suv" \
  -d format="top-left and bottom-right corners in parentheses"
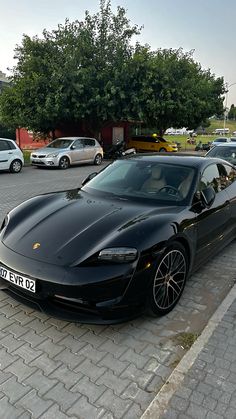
top-left (0, 138), bottom-right (24, 173)
top-left (30, 137), bottom-right (103, 169)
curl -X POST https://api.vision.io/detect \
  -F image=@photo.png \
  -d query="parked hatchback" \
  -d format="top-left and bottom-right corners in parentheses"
top-left (30, 137), bottom-right (103, 169)
top-left (206, 142), bottom-right (236, 164)
top-left (0, 138), bottom-right (24, 173)
top-left (127, 135), bottom-right (178, 153)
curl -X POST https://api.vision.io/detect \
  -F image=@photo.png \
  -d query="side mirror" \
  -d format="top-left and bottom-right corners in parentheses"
top-left (71, 145), bottom-right (76, 150)
top-left (81, 172), bottom-right (98, 186)
top-left (200, 186), bottom-right (216, 208)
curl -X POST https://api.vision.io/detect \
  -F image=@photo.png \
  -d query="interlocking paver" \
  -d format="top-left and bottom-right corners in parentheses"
top-left (1, 166), bottom-right (236, 419)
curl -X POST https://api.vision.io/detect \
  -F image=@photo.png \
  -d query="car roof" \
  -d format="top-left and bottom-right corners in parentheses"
top-left (54, 137), bottom-right (95, 140)
top-left (124, 153), bottom-right (224, 169)
top-left (213, 142), bottom-right (236, 147)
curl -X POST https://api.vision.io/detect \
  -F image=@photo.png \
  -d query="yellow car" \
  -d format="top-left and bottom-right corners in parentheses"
top-left (127, 135), bottom-right (178, 153)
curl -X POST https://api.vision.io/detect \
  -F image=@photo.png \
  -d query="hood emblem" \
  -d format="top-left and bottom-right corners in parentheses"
top-left (32, 242), bottom-right (41, 250)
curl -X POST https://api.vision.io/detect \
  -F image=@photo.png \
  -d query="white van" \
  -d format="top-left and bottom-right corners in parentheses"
top-left (213, 128), bottom-right (230, 135)
top-left (0, 138), bottom-right (24, 173)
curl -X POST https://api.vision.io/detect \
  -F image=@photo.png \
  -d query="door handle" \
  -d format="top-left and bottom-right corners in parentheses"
top-left (8, 152), bottom-right (13, 154)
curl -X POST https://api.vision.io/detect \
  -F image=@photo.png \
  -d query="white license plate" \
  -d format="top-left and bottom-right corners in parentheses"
top-left (0, 266), bottom-right (36, 293)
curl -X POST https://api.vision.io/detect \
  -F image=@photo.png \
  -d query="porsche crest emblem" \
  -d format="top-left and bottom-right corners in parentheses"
top-left (32, 242), bottom-right (41, 250)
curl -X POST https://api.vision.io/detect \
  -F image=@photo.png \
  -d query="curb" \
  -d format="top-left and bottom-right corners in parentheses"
top-left (141, 283), bottom-right (236, 419)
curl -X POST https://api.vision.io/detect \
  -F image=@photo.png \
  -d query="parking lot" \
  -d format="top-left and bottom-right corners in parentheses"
top-left (0, 164), bottom-right (236, 419)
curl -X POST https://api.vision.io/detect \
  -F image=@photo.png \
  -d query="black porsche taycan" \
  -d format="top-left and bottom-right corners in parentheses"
top-left (0, 155), bottom-right (236, 323)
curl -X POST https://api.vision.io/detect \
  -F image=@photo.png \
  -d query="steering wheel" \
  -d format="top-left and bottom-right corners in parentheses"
top-left (159, 185), bottom-right (181, 197)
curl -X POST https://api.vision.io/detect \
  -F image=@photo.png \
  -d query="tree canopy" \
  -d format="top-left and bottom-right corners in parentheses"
top-left (0, 0), bottom-right (225, 136)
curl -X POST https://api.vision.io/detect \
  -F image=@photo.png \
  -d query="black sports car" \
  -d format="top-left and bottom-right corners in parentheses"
top-left (0, 155), bottom-right (236, 324)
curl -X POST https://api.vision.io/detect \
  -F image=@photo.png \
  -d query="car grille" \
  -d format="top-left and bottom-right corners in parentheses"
top-left (31, 154), bottom-right (46, 158)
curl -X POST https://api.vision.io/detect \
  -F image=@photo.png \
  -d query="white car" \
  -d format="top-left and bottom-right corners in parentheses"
top-left (0, 138), bottom-right (24, 173)
top-left (30, 137), bottom-right (103, 169)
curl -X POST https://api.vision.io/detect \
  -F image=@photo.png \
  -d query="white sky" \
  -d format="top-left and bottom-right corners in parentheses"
top-left (1, 0), bottom-right (236, 105)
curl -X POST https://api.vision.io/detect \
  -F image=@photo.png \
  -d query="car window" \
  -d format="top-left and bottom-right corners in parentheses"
top-left (47, 139), bottom-right (73, 148)
top-left (0, 140), bottom-right (11, 151)
top-left (218, 163), bottom-right (236, 189)
top-left (207, 146), bottom-right (236, 164)
top-left (73, 140), bottom-right (83, 149)
top-left (198, 164), bottom-right (221, 193)
top-left (83, 138), bottom-right (95, 147)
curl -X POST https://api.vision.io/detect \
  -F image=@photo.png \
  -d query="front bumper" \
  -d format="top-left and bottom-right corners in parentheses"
top-left (0, 241), bottom-right (149, 323)
top-left (30, 156), bottom-right (59, 167)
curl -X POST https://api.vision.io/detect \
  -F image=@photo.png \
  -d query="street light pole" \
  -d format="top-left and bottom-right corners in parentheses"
top-left (223, 82), bottom-right (236, 133)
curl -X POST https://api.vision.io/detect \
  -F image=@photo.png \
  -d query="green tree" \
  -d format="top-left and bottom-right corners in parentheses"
top-left (0, 1), bottom-right (225, 137)
top-left (228, 104), bottom-right (236, 120)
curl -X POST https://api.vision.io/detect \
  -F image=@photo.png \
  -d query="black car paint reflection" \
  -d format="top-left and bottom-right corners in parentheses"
top-left (0, 155), bottom-right (236, 323)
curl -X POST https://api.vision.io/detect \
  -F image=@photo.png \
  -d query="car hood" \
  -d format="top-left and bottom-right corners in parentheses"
top-left (2, 190), bottom-right (182, 266)
top-left (33, 147), bottom-right (66, 154)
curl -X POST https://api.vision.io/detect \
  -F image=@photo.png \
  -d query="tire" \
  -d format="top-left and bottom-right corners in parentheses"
top-left (9, 159), bottom-right (22, 173)
top-left (148, 242), bottom-right (188, 316)
top-left (159, 148), bottom-right (167, 152)
top-left (58, 156), bottom-right (70, 169)
top-left (94, 153), bottom-right (102, 165)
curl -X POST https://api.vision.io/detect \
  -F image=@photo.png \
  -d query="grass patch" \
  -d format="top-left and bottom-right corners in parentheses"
top-left (175, 332), bottom-right (199, 350)
top-left (23, 150), bottom-right (31, 164)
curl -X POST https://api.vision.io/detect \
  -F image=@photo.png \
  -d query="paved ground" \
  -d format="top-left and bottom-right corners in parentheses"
top-left (0, 164), bottom-right (235, 418)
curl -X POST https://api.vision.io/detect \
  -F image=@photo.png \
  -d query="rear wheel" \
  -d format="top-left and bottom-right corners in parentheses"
top-left (10, 159), bottom-right (22, 173)
top-left (94, 153), bottom-right (102, 165)
top-left (148, 242), bottom-right (188, 316)
top-left (58, 156), bottom-right (70, 169)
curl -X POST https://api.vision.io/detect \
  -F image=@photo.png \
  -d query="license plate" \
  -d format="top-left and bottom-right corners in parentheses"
top-left (32, 159), bottom-right (41, 163)
top-left (0, 266), bottom-right (36, 293)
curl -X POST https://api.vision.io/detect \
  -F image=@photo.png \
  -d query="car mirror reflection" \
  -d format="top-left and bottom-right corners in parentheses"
top-left (81, 172), bottom-right (98, 186)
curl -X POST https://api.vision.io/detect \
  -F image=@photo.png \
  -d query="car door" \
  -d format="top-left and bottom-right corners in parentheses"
top-left (70, 139), bottom-right (85, 164)
top-left (0, 140), bottom-right (13, 170)
top-left (82, 138), bottom-right (96, 162)
top-left (218, 162), bottom-right (236, 239)
top-left (194, 163), bottom-right (231, 265)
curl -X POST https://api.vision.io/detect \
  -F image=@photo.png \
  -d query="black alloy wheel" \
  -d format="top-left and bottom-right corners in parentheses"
top-left (148, 242), bottom-right (188, 316)
top-left (59, 156), bottom-right (70, 169)
top-left (159, 148), bottom-right (167, 152)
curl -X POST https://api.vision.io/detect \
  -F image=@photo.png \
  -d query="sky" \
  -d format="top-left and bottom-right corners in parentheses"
top-left (0, 0), bottom-right (236, 106)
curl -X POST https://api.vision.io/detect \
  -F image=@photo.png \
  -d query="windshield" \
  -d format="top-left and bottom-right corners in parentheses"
top-left (82, 159), bottom-right (196, 205)
top-left (46, 139), bottom-right (73, 149)
top-left (207, 146), bottom-right (236, 163)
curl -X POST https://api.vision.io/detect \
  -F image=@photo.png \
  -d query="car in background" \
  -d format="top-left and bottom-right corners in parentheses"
top-left (127, 135), bottom-right (178, 153)
top-left (0, 138), bottom-right (24, 173)
top-left (210, 137), bottom-right (231, 148)
top-left (1, 155), bottom-right (236, 323)
top-left (30, 137), bottom-right (103, 169)
top-left (206, 142), bottom-right (236, 165)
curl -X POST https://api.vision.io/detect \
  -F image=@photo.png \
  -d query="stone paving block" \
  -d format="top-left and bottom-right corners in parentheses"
top-left (0, 375), bottom-right (31, 403)
top-left (20, 329), bottom-right (48, 347)
top-left (202, 396), bottom-right (217, 411)
top-left (75, 358), bottom-right (107, 382)
top-left (189, 390), bottom-right (204, 405)
top-left (11, 310), bottom-right (35, 326)
top-left (16, 389), bottom-right (54, 418)
top-left (214, 401), bottom-right (227, 416)
top-left (49, 364), bottom-right (82, 390)
top-left (40, 403), bottom-right (77, 419)
top-left (141, 343), bottom-right (171, 363)
top-left (67, 395), bottom-right (105, 418)
top-left (119, 348), bottom-right (149, 369)
top-left (122, 381), bottom-right (154, 407)
top-left (98, 353), bottom-right (129, 376)
top-left (0, 347), bottom-right (19, 370)
top-left (96, 389), bottom-right (132, 419)
top-left (0, 303), bottom-right (22, 318)
top-left (225, 407), bottom-right (236, 419)
top-left (36, 338), bottom-right (66, 358)
top-left (120, 364), bottom-right (153, 390)
top-left (0, 395), bottom-right (25, 419)
top-left (5, 358), bottom-right (36, 382)
top-left (78, 331), bottom-right (107, 348)
top-left (54, 348), bottom-right (85, 369)
top-left (23, 370), bottom-right (58, 395)
top-left (44, 382), bottom-right (81, 411)
top-left (0, 314), bottom-right (15, 329)
top-left (96, 370), bottom-right (131, 396)
top-left (30, 353), bottom-right (61, 376)
top-left (77, 343), bottom-right (107, 363)
top-left (122, 402), bottom-right (143, 419)
top-left (71, 375), bottom-right (107, 403)
top-left (40, 325), bottom-right (68, 343)
top-left (170, 395), bottom-right (190, 412)
top-left (3, 322), bottom-right (29, 338)
top-left (27, 318), bottom-right (51, 333)
top-left (98, 339), bottom-right (128, 359)
top-left (186, 401), bottom-right (208, 419)
top-left (0, 333), bottom-right (25, 353)
top-left (12, 342), bottom-right (43, 364)
top-left (56, 335), bottom-right (87, 353)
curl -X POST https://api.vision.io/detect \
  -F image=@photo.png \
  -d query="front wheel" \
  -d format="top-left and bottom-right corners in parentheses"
top-left (10, 159), bottom-right (22, 173)
top-left (94, 153), bottom-right (102, 165)
top-left (58, 156), bottom-right (70, 169)
top-left (148, 242), bottom-right (188, 316)
top-left (159, 148), bottom-right (167, 152)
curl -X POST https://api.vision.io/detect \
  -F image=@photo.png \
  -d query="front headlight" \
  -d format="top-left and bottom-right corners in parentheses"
top-left (47, 153), bottom-right (59, 158)
top-left (98, 247), bottom-right (138, 263)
